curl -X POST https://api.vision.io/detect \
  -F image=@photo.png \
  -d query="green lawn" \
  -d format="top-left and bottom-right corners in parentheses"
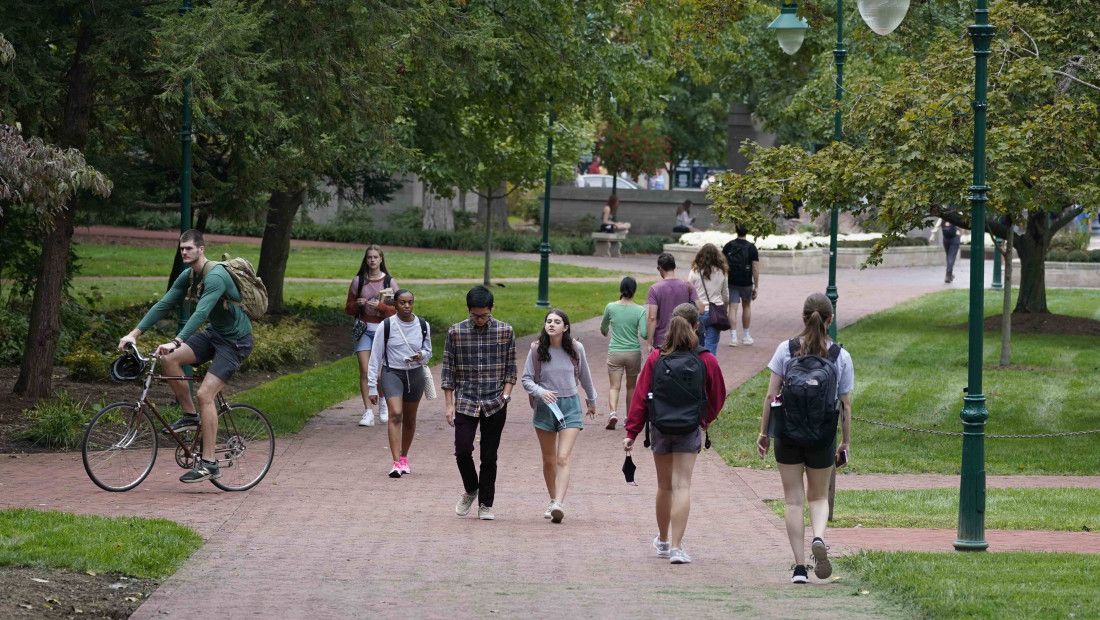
top-left (766, 487), bottom-right (1100, 531)
top-left (73, 242), bottom-right (621, 280)
top-left (0, 509), bottom-right (202, 579)
top-left (709, 288), bottom-right (1100, 475)
top-left (836, 551), bottom-right (1100, 619)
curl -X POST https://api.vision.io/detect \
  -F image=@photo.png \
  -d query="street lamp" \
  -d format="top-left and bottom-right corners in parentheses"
top-left (536, 111), bottom-right (555, 308)
top-left (856, 0), bottom-right (911, 35)
top-left (768, 1), bottom-right (809, 55)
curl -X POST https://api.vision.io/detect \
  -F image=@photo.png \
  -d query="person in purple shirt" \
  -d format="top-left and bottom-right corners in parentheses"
top-left (645, 253), bottom-right (705, 348)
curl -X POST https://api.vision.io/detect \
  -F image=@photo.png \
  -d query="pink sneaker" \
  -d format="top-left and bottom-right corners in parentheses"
top-left (399, 456), bottom-right (410, 475)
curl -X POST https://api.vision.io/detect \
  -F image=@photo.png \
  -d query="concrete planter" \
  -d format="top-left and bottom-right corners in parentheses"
top-left (1019, 260), bottom-right (1100, 289)
top-left (663, 244), bottom-right (822, 275)
top-left (822, 245), bottom-right (941, 269)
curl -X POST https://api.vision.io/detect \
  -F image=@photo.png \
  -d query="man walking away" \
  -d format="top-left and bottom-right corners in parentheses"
top-left (722, 225), bottom-right (760, 346)
top-left (645, 253), bottom-right (704, 349)
top-left (442, 286), bottom-right (517, 521)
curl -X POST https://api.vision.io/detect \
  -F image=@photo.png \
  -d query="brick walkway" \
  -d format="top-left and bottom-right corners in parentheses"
top-left (3, 259), bottom-right (1095, 617)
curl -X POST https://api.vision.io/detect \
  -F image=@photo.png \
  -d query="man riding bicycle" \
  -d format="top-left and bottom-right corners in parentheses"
top-left (117, 229), bottom-right (254, 483)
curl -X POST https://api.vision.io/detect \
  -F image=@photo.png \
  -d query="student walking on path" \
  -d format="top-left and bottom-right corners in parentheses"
top-left (367, 290), bottom-right (432, 478)
top-left (757, 292), bottom-right (853, 584)
top-left (722, 225), bottom-right (760, 346)
top-left (646, 253), bottom-right (704, 350)
top-left (600, 277), bottom-right (648, 431)
top-left (346, 245), bottom-right (397, 427)
top-left (442, 286), bottom-right (517, 521)
top-left (623, 304), bottom-right (725, 564)
top-left (688, 243), bottom-right (730, 356)
top-left (521, 310), bottom-right (598, 524)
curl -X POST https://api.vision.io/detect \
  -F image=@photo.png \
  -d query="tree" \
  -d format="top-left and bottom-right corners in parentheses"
top-left (656, 72), bottom-right (730, 171)
top-left (597, 124), bottom-right (670, 180)
top-left (710, 1), bottom-right (1100, 313)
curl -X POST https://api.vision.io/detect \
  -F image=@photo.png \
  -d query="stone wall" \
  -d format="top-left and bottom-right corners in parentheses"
top-left (548, 187), bottom-right (715, 236)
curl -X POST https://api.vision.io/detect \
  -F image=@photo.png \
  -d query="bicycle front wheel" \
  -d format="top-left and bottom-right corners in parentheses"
top-left (82, 402), bottom-right (158, 492)
top-left (209, 404), bottom-right (274, 492)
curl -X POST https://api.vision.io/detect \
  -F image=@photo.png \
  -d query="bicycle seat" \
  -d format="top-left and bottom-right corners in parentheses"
top-left (110, 351), bottom-right (146, 382)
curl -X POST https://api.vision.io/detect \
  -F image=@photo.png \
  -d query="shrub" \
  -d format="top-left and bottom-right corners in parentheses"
top-left (61, 346), bottom-right (111, 382)
top-left (1050, 227), bottom-right (1090, 252)
top-left (18, 391), bottom-right (94, 449)
top-left (1090, 250), bottom-right (1100, 263)
top-left (836, 237), bottom-right (929, 248)
top-left (0, 308), bottom-right (29, 366)
top-left (387, 206), bottom-right (424, 230)
top-left (622, 235), bottom-right (677, 254)
top-left (241, 318), bottom-right (318, 372)
top-left (1066, 249), bottom-right (1089, 263)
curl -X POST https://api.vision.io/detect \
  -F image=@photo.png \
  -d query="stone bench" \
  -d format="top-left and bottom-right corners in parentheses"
top-left (591, 231), bottom-right (629, 257)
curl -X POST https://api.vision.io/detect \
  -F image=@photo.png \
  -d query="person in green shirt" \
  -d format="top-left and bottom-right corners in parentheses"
top-left (599, 276), bottom-right (648, 430)
top-left (117, 229), bottom-right (253, 484)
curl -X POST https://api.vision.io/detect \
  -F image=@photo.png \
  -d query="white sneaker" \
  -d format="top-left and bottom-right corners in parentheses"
top-left (378, 403), bottom-right (388, 424)
top-left (478, 504), bottom-right (495, 520)
top-left (456, 491), bottom-right (478, 516)
top-left (605, 413), bottom-right (618, 430)
top-left (669, 548), bottom-right (692, 564)
top-left (728, 336), bottom-right (740, 347)
top-left (652, 535), bottom-right (671, 558)
top-left (544, 500), bottom-right (554, 519)
top-left (550, 502), bottom-right (564, 524)
top-left (359, 410), bottom-right (375, 426)
top-left (741, 335), bottom-right (754, 346)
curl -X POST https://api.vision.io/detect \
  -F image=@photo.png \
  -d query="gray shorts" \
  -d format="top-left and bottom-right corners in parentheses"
top-left (649, 426), bottom-right (702, 455)
top-left (185, 330), bottom-right (253, 382)
top-left (730, 285), bottom-right (754, 303)
top-left (379, 366), bottom-right (425, 402)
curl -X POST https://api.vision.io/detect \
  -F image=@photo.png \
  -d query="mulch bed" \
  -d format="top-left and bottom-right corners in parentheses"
top-left (0, 566), bottom-right (158, 619)
top-left (0, 323), bottom-right (351, 454)
top-left (950, 313), bottom-right (1100, 337)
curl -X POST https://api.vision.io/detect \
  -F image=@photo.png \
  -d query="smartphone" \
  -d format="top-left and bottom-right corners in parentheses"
top-left (835, 449), bottom-right (849, 468)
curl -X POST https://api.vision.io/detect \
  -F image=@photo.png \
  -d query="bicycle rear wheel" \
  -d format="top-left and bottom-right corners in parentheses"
top-left (209, 404), bottom-right (274, 491)
top-left (82, 402), bottom-right (158, 492)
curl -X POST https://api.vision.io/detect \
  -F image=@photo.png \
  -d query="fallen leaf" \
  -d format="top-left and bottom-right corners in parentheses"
top-left (46, 598), bottom-right (61, 604)
top-left (125, 597), bottom-right (139, 602)
top-left (31, 577), bottom-right (50, 583)
top-left (832, 577), bottom-right (842, 582)
top-left (19, 604), bottom-right (33, 609)
top-left (860, 590), bottom-right (870, 595)
top-left (85, 570), bottom-right (97, 576)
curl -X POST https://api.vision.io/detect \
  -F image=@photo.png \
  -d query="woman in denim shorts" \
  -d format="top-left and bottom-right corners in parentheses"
top-left (756, 292), bottom-right (853, 584)
top-left (344, 245), bottom-right (397, 427)
top-left (622, 304), bottom-right (726, 565)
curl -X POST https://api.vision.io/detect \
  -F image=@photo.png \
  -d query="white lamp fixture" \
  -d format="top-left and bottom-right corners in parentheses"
top-left (767, 2), bottom-right (810, 55)
top-left (856, 0), bottom-right (911, 36)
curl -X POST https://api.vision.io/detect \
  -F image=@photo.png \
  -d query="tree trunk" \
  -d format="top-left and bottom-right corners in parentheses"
top-left (14, 24), bottom-right (95, 397)
top-left (258, 189), bottom-right (305, 314)
top-left (477, 182), bottom-right (508, 231)
top-left (482, 188), bottom-right (494, 286)
top-left (999, 225), bottom-right (1013, 367)
top-left (1013, 236), bottom-right (1049, 314)
top-left (421, 185), bottom-right (454, 231)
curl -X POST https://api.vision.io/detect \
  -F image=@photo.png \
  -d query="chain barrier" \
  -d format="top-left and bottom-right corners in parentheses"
top-left (852, 415), bottom-right (1100, 439)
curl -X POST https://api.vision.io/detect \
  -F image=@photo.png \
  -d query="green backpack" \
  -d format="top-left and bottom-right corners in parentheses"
top-left (187, 254), bottom-right (269, 320)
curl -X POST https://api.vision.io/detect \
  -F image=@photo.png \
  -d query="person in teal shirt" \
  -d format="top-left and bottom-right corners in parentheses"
top-left (599, 276), bottom-right (648, 430)
top-left (117, 229), bottom-right (253, 484)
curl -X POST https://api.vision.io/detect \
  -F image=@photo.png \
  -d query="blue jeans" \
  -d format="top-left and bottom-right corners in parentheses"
top-left (698, 311), bottom-right (720, 356)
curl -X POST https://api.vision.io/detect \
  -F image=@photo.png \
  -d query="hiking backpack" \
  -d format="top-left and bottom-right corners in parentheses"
top-left (646, 346), bottom-right (709, 435)
top-left (187, 254), bottom-right (269, 320)
top-left (723, 241), bottom-right (752, 282)
top-left (778, 338), bottom-right (842, 447)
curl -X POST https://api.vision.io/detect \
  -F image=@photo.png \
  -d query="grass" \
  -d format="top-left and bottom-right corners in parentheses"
top-left (0, 508), bottom-right (202, 579)
top-left (836, 551), bottom-right (1100, 619)
top-left (709, 288), bottom-right (1100, 475)
top-left (73, 242), bottom-right (622, 280)
top-left (223, 280), bottom-right (622, 435)
top-left (765, 487), bottom-right (1100, 531)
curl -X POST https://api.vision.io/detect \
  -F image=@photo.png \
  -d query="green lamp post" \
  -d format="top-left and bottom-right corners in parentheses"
top-left (955, 0), bottom-right (994, 552)
top-left (536, 111), bottom-right (555, 309)
top-left (769, 0), bottom-right (911, 338)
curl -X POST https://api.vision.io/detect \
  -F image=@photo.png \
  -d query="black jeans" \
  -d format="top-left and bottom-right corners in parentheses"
top-left (943, 235), bottom-right (960, 274)
top-left (454, 407), bottom-right (508, 507)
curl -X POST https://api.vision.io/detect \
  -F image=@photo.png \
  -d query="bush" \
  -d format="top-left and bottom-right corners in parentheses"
top-left (1050, 227), bottom-right (1090, 252)
top-left (1048, 248), bottom-right (1069, 262)
top-left (61, 346), bottom-right (111, 382)
top-left (836, 237), bottom-right (929, 249)
top-left (18, 391), bottom-right (94, 449)
top-left (1066, 249), bottom-right (1089, 263)
top-left (0, 308), bottom-right (29, 366)
top-left (387, 206), bottom-right (424, 230)
top-left (1090, 250), bottom-right (1100, 263)
top-left (241, 318), bottom-right (318, 372)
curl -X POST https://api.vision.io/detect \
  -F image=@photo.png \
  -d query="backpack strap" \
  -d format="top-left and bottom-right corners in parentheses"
top-left (186, 261), bottom-right (218, 307)
top-left (828, 343), bottom-right (842, 362)
top-left (382, 317), bottom-right (391, 369)
top-left (788, 338), bottom-right (801, 357)
top-left (418, 316), bottom-right (428, 350)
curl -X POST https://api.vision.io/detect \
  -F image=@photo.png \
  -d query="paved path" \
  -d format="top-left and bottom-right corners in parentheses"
top-left (3, 259), bottom-right (1096, 617)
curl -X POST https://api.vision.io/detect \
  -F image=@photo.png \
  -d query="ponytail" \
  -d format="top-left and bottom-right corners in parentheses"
top-left (660, 316), bottom-right (699, 355)
top-left (796, 293), bottom-right (833, 357)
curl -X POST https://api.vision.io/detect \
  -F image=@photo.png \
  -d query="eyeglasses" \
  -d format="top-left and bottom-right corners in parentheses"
top-left (469, 312), bottom-right (492, 321)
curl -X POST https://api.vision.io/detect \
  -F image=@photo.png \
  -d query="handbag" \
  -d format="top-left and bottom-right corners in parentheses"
top-left (394, 317), bottom-right (437, 400)
top-left (351, 319), bottom-right (369, 341)
top-left (700, 277), bottom-right (731, 331)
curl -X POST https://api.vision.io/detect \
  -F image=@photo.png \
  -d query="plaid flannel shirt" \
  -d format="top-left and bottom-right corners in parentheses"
top-left (441, 318), bottom-right (517, 418)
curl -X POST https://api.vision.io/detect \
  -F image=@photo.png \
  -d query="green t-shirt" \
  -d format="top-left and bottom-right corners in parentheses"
top-left (600, 302), bottom-right (648, 352)
top-left (136, 264), bottom-right (252, 341)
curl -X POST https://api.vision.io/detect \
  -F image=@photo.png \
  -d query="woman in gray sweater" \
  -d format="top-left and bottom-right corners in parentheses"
top-left (521, 309), bottom-right (597, 524)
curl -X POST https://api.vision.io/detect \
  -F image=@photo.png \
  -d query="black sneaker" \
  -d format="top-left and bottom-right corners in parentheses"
top-left (791, 565), bottom-right (809, 584)
top-left (166, 413), bottom-right (201, 434)
top-left (179, 459), bottom-right (221, 483)
top-left (811, 537), bottom-right (832, 579)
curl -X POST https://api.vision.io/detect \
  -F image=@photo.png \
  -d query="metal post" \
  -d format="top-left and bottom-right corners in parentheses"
top-left (825, 0), bottom-right (846, 340)
top-left (536, 111), bottom-right (555, 308)
top-left (991, 236), bottom-right (1003, 290)
top-left (955, 0), bottom-right (994, 552)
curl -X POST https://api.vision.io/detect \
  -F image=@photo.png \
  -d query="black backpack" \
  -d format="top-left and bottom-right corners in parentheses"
top-left (777, 338), bottom-right (842, 447)
top-left (723, 241), bottom-right (752, 281)
top-left (646, 346), bottom-right (708, 436)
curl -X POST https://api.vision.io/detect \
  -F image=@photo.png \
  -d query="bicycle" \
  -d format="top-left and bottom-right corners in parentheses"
top-left (81, 344), bottom-right (275, 492)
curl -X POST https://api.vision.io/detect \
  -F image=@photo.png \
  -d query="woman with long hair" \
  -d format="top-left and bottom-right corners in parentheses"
top-left (689, 244), bottom-right (730, 355)
top-left (623, 304), bottom-right (725, 564)
top-left (600, 276), bottom-right (648, 430)
top-left (367, 289), bottom-right (432, 478)
top-left (521, 309), bottom-right (597, 523)
top-left (345, 244), bottom-right (397, 427)
top-left (673, 200), bottom-right (697, 233)
top-left (599, 195), bottom-right (631, 232)
top-left (757, 292), bottom-right (853, 584)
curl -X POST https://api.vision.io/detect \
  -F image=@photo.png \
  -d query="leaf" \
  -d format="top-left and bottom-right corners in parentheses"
top-left (31, 578), bottom-right (50, 583)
